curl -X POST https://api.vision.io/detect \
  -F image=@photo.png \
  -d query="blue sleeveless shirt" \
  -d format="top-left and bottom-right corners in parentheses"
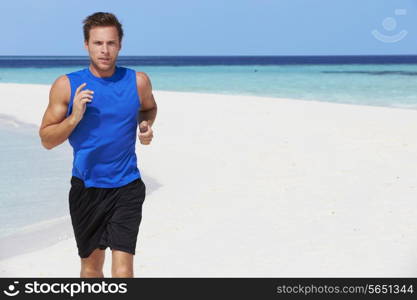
top-left (65, 66), bottom-right (141, 188)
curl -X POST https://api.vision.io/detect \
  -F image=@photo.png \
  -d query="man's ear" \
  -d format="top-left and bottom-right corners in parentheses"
top-left (84, 40), bottom-right (88, 51)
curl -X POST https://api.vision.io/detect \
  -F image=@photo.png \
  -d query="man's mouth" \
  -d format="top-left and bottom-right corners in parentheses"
top-left (98, 58), bottom-right (111, 63)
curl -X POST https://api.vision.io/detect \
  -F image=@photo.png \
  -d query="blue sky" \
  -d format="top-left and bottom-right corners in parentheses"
top-left (1, 0), bottom-right (417, 55)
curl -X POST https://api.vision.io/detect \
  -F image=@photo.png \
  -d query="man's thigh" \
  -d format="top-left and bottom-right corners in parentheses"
top-left (81, 248), bottom-right (105, 270)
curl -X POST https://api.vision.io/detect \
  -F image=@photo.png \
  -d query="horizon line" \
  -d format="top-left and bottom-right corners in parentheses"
top-left (1, 54), bottom-right (417, 57)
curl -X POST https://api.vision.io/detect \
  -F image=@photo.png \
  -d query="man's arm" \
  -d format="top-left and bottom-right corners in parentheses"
top-left (38, 75), bottom-right (77, 149)
top-left (136, 72), bottom-right (157, 127)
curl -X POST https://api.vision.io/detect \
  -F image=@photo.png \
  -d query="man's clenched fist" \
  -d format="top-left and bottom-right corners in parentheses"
top-left (138, 120), bottom-right (153, 145)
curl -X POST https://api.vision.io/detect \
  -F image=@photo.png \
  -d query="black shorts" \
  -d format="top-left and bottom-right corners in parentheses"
top-left (68, 176), bottom-right (146, 258)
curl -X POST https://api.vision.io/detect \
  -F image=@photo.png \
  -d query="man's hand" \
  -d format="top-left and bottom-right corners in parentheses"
top-left (71, 83), bottom-right (94, 123)
top-left (138, 120), bottom-right (154, 145)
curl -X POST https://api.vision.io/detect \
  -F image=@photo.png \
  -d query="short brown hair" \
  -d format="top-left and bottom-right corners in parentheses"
top-left (83, 12), bottom-right (123, 43)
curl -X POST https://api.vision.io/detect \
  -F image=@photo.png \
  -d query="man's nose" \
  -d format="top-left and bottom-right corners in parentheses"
top-left (101, 45), bottom-right (109, 53)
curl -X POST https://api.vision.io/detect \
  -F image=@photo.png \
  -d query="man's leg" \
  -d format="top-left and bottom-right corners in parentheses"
top-left (80, 248), bottom-right (106, 278)
top-left (111, 250), bottom-right (134, 278)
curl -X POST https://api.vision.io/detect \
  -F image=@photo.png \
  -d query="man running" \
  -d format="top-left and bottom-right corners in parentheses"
top-left (38, 12), bottom-right (157, 278)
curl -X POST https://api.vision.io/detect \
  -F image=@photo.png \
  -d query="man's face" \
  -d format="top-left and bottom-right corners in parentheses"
top-left (84, 26), bottom-right (121, 71)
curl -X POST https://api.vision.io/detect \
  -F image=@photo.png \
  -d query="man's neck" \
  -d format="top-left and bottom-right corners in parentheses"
top-left (89, 64), bottom-right (116, 78)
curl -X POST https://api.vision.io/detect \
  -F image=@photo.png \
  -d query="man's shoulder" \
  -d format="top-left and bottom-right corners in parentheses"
top-left (135, 71), bottom-right (151, 79)
top-left (51, 75), bottom-right (70, 90)
top-left (50, 75), bottom-right (71, 103)
top-left (135, 71), bottom-right (152, 89)
top-left (116, 66), bottom-right (150, 82)
top-left (49, 75), bottom-right (71, 105)
top-left (60, 68), bottom-right (88, 91)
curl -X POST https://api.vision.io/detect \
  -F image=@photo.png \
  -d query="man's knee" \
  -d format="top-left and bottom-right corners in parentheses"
top-left (111, 249), bottom-right (134, 278)
top-left (80, 267), bottom-right (104, 278)
top-left (112, 266), bottom-right (133, 278)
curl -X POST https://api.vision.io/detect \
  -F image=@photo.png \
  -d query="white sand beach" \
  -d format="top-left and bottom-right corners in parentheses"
top-left (1, 82), bottom-right (417, 277)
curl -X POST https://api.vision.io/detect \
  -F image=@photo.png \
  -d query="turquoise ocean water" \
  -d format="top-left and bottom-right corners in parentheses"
top-left (1, 64), bottom-right (417, 109)
top-left (1, 56), bottom-right (417, 240)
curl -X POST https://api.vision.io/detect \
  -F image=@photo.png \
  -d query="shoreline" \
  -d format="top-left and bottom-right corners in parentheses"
top-left (1, 82), bottom-right (416, 113)
top-left (1, 83), bottom-right (417, 276)
top-left (0, 216), bottom-right (73, 261)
